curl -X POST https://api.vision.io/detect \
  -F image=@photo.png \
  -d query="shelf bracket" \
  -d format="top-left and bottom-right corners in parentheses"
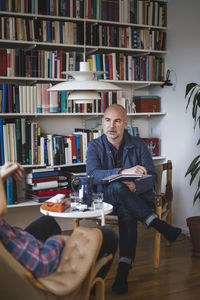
top-left (134, 83), bottom-right (150, 90)
top-left (87, 48), bottom-right (98, 56)
top-left (24, 44), bottom-right (37, 52)
top-left (132, 52), bottom-right (150, 57)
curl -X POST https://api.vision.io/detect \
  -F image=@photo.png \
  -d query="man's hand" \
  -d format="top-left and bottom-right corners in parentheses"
top-left (120, 165), bottom-right (147, 175)
top-left (123, 181), bottom-right (136, 192)
top-left (0, 162), bottom-right (24, 182)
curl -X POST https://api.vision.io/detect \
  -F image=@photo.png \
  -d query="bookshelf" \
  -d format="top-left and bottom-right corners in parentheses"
top-left (0, 0), bottom-right (168, 208)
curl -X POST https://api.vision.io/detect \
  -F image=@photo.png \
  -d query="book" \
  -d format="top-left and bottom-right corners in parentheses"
top-left (26, 176), bottom-right (59, 185)
top-left (31, 167), bottom-right (57, 173)
top-left (26, 170), bottom-right (59, 179)
top-left (101, 173), bottom-right (152, 183)
top-left (27, 180), bottom-right (58, 190)
top-left (0, 119), bottom-right (4, 165)
top-left (28, 189), bottom-right (72, 197)
top-left (0, 50), bottom-right (7, 76)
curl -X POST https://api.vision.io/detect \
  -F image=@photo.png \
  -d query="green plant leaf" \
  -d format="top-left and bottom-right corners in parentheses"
top-left (185, 155), bottom-right (200, 176)
top-left (185, 83), bottom-right (199, 110)
top-left (185, 82), bottom-right (198, 98)
top-left (190, 166), bottom-right (200, 185)
top-left (192, 92), bottom-right (200, 125)
top-left (193, 188), bottom-right (200, 205)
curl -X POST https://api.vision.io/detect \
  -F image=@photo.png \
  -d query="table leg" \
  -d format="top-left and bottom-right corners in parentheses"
top-left (73, 218), bottom-right (80, 230)
top-left (101, 211), bottom-right (105, 226)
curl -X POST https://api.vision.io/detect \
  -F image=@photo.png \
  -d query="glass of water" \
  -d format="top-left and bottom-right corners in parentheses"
top-left (93, 193), bottom-right (104, 210)
top-left (69, 192), bottom-right (80, 210)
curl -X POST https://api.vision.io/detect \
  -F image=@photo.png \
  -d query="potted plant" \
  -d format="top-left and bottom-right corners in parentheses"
top-left (185, 82), bottom-right (200, 255)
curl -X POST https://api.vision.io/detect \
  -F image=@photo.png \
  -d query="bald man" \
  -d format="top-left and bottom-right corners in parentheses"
top-left (86, 104), bottom-right (181, 294)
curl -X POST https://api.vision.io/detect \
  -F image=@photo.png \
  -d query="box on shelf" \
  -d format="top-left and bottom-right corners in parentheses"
top-left (143, 138), bottom-right (159, 156)
top-left (133, 96), bottom-right (160, 112)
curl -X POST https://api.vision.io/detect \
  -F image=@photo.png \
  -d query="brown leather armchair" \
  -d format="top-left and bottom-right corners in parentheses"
top-left (0, 178), bottom-right (111, 300)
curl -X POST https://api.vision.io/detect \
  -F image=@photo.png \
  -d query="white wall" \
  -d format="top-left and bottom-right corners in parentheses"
top-left (153, 0), bottom-right (200, 233)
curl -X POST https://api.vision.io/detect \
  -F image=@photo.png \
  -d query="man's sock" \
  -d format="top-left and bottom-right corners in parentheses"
top-left (150, 218), bottom-right (181, 242)
top-left (112, 262), bottom-right (130, 295)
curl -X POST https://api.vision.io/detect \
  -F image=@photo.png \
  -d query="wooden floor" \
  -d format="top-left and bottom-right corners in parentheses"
top-left (104, 224), bottom-right (200, 300)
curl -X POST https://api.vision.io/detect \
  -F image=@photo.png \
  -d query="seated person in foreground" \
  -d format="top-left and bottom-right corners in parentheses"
top-left (86, 104), bottom-right (182, 294)
top-left (0, 162), bottom-right (118, 279)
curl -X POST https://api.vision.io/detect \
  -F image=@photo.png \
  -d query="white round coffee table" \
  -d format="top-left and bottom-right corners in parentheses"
top-left (40, 202), bottom-right (113, 229)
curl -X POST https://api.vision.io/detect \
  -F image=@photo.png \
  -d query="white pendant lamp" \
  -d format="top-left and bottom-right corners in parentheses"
top-left (48, 61), bottom-right (121, 103)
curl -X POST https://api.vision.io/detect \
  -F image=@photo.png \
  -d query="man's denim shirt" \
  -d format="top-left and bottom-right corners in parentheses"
top-left (86, 131), bottom-right (157, 205)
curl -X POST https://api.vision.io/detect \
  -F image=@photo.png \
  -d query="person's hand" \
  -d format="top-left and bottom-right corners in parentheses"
top-left (0, 162), bottom-right (24, 182)
top-left (123, 181), bottom-right (136, 192)
top-left (120, 165), bottom-right (147, 175)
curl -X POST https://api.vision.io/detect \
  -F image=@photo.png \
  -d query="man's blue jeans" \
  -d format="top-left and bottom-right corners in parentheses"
top-left (103, 182), bottom-right (157, 263)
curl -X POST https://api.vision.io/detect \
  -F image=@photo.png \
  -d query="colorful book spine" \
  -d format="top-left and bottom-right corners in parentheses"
top-left (0, 119), bottom-right (4, 165)
top-left (75, 135), bottom-right (81, 163)
top-left (1, 84), bottom-right (7, 113)
top-left (6, 177), bottom-right (14, 205)
top-left (26, 170), bottom-right (59, 179)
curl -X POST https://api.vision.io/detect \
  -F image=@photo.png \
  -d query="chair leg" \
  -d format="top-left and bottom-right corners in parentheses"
top-left (166, 202), bottom-right (172, 246)
top-left (92, 278), bottom-right (105, 300)
top-left (154, 203), bottom-right (162, 269)
top-left (154, 231), bottom-right (161, 269)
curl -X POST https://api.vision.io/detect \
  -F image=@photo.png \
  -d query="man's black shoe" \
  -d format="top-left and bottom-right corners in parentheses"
top-left (112, 262), bottom-right (130, 294)
top-left (151, 218), bottom-right (182, 242)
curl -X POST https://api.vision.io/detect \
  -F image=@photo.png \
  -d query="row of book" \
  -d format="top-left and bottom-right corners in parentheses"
top-left (132, 29), bottom-right (166, 51)
top-left (88, 24), bottom-right (166, 50)
top-left (0, 49), bottom-right (84, 78)
top-left (114, 54), bottom-right (165, 82)
top-left (0, 116), bottom-right (158, 168)
top-left (0, 48), bottom-right (165, 82)
top-left (0, 0), bottom-right (85, 18)
top-left (0, 15), bottom-right (166, 51)
top-left (0, 17), bottom-right (83, 45)
top-left (0, 118), bottom-right (103, 166)
top-left (0, 1), bottom-right (167, 26)
top-left (0, 83), bottom-right (123, 114)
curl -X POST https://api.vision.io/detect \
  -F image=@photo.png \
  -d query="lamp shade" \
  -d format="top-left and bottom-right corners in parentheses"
top-left (48, 62), bottom-right (121, 92)
top-left (68, 90), bottom-right (101, 104)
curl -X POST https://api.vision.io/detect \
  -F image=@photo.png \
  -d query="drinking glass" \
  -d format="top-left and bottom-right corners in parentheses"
top-left (69, 192), bottom-right (80, 209)
top-left (93, 193), bottom-right (103, 210)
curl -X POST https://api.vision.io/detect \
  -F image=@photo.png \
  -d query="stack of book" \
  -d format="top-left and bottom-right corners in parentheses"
top-left (25, 168), bottom-right (71, 202)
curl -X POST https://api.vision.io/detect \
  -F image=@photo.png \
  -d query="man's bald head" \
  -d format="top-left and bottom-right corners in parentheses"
top-left (102, 104), bottom-right (128, 147)
top-left (104, 104), bottom-right (127, 120)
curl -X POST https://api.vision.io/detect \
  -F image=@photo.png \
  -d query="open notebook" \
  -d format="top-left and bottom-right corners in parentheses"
top-left (101, 173), bottom-right (152, 184)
